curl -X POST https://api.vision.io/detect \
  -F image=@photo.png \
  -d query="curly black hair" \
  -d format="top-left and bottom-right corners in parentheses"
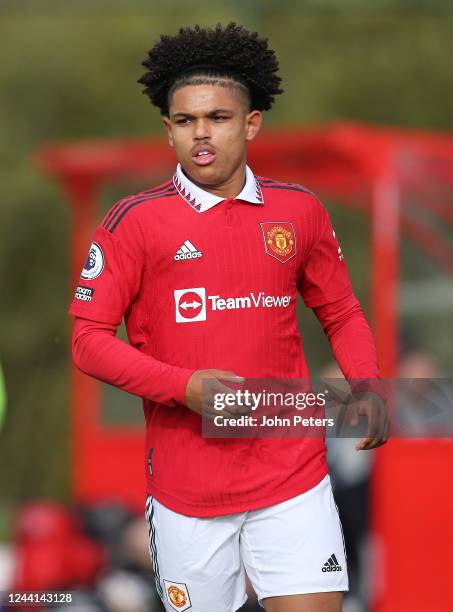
top-left (138, 22), bottom-right (283, 116)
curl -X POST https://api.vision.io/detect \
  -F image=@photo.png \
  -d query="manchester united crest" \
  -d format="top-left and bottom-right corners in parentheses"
top-left (260, 222), bottom-right (297, 263)
top-left (163, 580), bottom-right (192, 611)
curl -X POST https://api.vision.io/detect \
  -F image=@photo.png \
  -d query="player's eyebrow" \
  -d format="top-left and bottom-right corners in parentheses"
top-left (171, 108), bottom-right (234, 119)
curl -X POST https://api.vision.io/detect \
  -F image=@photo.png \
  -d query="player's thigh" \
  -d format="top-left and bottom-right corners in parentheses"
top-left (264, 591), bottom-right (342, 612)
top-left (145, 496), bottom-right (248, 612)
top-left (240, 474), bottom-right (348, 606)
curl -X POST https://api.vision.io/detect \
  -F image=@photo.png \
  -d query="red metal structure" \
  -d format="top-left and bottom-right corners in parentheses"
top-left (38, 122), bottom-right (453, 611)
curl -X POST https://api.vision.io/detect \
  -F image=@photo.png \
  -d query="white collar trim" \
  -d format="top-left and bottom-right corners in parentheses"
top-left (173, 163), bottom-right (264, 213)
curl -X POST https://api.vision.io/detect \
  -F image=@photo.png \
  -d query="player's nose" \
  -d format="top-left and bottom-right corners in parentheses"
top-left (193, 118), bottom-right (210, 140)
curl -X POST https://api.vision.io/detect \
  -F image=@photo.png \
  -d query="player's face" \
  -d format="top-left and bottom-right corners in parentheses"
top-left (163, 84), bottom-right (262, 191)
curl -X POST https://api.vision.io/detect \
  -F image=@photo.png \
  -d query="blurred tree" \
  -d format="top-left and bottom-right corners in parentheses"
top-left (0, 362), bottom-right (6, 430)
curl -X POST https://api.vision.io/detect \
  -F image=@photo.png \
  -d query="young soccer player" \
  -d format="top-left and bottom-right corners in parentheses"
top-left (70, 23), bottom-right (388, 612)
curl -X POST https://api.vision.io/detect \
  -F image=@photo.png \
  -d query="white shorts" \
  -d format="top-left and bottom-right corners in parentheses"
top-left (145, 474), bottom-right (348, 612)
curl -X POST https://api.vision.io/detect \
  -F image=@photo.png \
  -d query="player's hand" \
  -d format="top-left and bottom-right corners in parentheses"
top-left (344, 391), bottom-right (390, 450)
top-left (185, 369), bottom-right (249, 419)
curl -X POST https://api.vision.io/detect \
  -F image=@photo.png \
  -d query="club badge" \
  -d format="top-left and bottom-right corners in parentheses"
top-left (260, 222), bottom-right (297, 263)
top-left (163, 580), bottom-right (192, 611)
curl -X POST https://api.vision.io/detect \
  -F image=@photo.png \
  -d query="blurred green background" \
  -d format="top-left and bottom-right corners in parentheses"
top-left (1, 0), bottom-right (452, 535)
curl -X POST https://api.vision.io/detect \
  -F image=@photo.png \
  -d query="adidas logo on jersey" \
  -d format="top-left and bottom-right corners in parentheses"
top-left (174, 240), bottom-right (203, 261)
top-left (322, 553), bottom-right (342, 572)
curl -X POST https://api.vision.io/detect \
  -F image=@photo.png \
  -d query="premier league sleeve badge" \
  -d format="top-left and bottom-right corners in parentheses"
top-left (80, 242), bottom-right (105, 280)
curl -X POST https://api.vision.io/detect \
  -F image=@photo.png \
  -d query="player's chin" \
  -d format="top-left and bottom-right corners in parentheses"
top-left (187, 158), bottom-right (225, 183)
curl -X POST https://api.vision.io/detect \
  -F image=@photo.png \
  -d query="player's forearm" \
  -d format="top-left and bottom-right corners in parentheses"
top-left (71, 317), bottom-right (193, 407)
top-left (314, 294), bottom-right (381, 380)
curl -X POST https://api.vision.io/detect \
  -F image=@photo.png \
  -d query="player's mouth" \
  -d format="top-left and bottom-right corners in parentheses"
top-left (191, 144), bottom-right (216, 166)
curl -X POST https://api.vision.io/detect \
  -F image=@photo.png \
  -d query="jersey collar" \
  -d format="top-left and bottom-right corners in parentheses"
top-left (173, 163), bottom-right (264, 213)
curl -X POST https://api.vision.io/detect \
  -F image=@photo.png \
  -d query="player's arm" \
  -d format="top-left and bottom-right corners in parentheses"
top-left (72, 317), bottom-right (193, 406)
top-left (297, 196), bottom-right (389, 450)
top-left (313, 295), bottom-right (389, 450)
top-left (72, 318), bottom-right (245, 416)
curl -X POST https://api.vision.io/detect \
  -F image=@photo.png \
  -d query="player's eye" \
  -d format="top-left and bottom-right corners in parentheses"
top-left (175, 118), bottom-right (190, 125)
top-left (213, 115), bottom-right (228, 121)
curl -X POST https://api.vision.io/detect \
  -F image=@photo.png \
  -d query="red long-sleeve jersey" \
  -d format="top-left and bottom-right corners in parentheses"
top-left (69, 164), bottom-right (381, 517)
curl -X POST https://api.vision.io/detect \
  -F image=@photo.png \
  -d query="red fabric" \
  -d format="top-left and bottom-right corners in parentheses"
top-left (69, 173), bottom-right (381, 517)
top-left (72, 317), bottom-right (192, 407)
top-left (314, 296), bottom-right (386, 400)
top-left (13, 503), bottom-right (106, 591)
top-left (314, 295), bottom-right (379, 378)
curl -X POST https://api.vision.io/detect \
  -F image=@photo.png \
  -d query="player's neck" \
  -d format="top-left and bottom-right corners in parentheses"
top-left (182, 164), bottom-right (247, 200)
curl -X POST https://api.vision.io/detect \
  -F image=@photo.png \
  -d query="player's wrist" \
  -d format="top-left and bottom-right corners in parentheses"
top-left (177, 367), bottom-right (197, 408)
top-left (350, 378), bottom-right (387, 405)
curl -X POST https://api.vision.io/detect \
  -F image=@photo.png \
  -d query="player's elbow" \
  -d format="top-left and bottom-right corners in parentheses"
top-left (71, 317), bottom-right (118, 376)
top-left (315, 294), bottom-right (367, 339)
top-left (71, 322), bottom-right (89, 374)
top-left (71, 317), bottom-right (104, 375)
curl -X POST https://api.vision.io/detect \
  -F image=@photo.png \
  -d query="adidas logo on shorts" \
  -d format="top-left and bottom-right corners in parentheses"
top-left (174, 240), bottom-right (203, 261)
top-left (322, 553), bottom-right (342, 572)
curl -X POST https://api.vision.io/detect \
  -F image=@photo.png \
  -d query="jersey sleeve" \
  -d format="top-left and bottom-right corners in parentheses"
top-left (298, 197), bottom-right (353, 308)
top-left (68, 211), bottom-right (144, 325)
top-left (72, 318), bottom-right (193, 408)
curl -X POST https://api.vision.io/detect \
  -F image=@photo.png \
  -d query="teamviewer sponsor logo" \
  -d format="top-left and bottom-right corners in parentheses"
top-left (209, 293), bottom-right (291, 310)
top-left (174, 240), bottom-right (203, 261)
top-left (174, 288), bottom-right (207, 323)
top-left (174, 288), bottom-right (291, 323)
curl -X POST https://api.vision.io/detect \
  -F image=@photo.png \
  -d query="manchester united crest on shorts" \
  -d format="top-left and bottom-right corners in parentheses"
top-left (260, 222), bottom-right (297, 263)
top-left (163, 580), bottom-right (192, 611)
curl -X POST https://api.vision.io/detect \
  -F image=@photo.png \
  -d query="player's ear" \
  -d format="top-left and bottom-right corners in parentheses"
top-left (163, 116), bottom-right (174, 148)
top-left (245, 110), bottom-right (262, 142)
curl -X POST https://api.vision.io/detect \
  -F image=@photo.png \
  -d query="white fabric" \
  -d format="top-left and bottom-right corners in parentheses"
top-left (0, 544), bottom-right (15, 590)
top-left (173, 163), bottom-right (263, 213)
top-left (145, 474), bottom-right (348, 611)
